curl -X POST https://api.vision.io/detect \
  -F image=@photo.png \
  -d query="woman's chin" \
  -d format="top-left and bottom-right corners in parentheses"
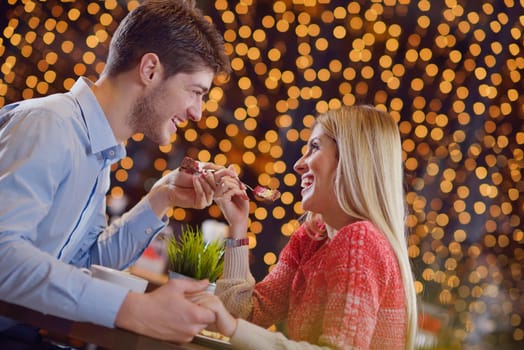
top-left (300, 196), bottom-right (313, 211)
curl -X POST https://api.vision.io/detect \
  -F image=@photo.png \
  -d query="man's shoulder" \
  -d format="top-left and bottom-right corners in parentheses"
top-left (14, 92), bottom-right (77, 118)
top-left (2, 92), bottom-right (83, 132)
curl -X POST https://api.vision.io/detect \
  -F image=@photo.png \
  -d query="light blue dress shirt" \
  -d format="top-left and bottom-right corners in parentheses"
top-left (0, 77), bottom-right (166, 328)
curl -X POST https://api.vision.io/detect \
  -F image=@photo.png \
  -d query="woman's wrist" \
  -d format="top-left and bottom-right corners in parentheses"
top-left (228, 223), bottom-right (248, 239)
top-left (225, 237), bottom-right (249, 248)
top-left (223, 315), bottom-right (238, 338)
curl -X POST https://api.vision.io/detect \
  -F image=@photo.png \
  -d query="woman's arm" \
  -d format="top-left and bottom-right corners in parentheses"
top-left (191, 293), bottom-right (333, 350)
top-left (216, 228), bottom-right (306, 327)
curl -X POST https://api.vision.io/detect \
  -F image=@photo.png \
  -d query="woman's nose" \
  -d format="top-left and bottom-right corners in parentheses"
top-left (293, 157), bottom-right (307, 174)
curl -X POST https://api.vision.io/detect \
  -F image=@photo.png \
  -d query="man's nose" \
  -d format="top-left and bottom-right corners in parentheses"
top-left (187, 103), bottom-right (203, 122)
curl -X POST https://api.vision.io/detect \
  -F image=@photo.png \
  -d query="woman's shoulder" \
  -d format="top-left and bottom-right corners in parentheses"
top-left (334, 221), bottom-right (404, 287)
top-left (291, 221), bottom-right (388, 253)
top-left (340, 220), bottom-right (387, 241)
top-left (336, 220), bottom-right (397, 260)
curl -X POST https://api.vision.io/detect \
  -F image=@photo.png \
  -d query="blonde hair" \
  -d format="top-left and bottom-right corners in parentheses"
top-left (305, 105), bottom-right (417, 349)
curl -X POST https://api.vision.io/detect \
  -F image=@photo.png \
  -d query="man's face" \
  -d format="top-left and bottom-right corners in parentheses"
top-left (129, 69), bottom-right (214, 145)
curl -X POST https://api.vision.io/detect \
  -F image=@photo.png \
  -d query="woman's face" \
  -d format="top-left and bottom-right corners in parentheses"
top-left (293, 125), bottom-right (339, 215)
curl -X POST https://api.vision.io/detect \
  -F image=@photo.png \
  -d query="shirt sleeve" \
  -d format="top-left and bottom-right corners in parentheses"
top-left (230, 319), bottom-right (333, 350)
top-left (69, 195), bottom-right (167, 270)
top-left (0, 108), bottom-right (130, 327)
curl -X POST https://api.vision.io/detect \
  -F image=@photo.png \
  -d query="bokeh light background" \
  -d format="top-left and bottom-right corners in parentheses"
top-left (1, 0), bottom-right (523, 348)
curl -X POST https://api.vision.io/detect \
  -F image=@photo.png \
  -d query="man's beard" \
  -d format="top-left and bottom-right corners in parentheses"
top-left (129, 87), bottom-right (164, 144)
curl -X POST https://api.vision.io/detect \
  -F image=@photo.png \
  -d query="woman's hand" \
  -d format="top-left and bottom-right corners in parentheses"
top-left (213, 167), bottom-right (250, 238)
top-left (188, 292), bottom-right (238, 338)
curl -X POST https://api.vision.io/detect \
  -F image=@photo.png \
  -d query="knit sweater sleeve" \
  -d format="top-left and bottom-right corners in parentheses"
top-left (215, 229), bottom-right (303, 326)
top-left (230, 319), bottom-right (333, 350)
top-left (215, 245), bottom-right (256, 319)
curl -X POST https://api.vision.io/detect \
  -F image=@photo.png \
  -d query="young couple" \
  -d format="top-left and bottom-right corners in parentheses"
top-left (0, 0), bottom-right (416, 348)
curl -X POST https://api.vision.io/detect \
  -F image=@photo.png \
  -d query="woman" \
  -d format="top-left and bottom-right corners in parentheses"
top-left (197, 105), bottom-right (417, 349)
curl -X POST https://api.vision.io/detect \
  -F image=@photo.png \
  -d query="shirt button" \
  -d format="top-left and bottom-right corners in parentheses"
top-left (145, 228), bottom-right (153, 235)
top-left (108, 150), bottom-right (115, 157)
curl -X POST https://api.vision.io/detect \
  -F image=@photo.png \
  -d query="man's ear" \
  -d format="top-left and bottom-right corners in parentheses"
top-left (138, 53), bottom-right (163, 85)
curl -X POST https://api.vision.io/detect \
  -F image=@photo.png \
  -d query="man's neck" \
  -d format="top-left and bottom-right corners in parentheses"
top-left (91, 73), bottom-right (138, 143)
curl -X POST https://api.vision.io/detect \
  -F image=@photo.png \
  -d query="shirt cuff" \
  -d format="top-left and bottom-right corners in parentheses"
top-left (75, 276), bottom-right (130, 328)
top-left (126, 197), bottom-right (167, 237)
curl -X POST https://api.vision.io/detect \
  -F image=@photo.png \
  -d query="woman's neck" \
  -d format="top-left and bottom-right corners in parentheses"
top-left (326, 225), bottom-right (338, 239)
top-left (324, 215), bottom-right (359, 239)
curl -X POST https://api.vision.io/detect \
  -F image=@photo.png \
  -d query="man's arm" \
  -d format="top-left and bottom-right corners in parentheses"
top-left (0, 109), bottom-right (130, 327)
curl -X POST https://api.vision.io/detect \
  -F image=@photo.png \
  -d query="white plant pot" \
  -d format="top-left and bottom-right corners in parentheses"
top-left (168, 271), bottom-right (216, 294)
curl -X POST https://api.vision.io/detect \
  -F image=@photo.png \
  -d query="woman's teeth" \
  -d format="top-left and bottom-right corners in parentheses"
top-left (302, 178), bottom-right (313, 189)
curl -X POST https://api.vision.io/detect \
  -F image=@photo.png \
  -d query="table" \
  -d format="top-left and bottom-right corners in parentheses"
top-left (0, 299), bottom-right (233, 350)
top-left (0, 300), bottom-right (232, 350)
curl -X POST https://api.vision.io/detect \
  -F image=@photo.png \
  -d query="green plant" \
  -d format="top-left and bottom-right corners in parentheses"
top-left (166, 225), bottom-right (225, 283)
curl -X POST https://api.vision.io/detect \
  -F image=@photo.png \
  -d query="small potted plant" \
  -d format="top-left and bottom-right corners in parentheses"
top-left (165, 225), bottom-right (225, 292)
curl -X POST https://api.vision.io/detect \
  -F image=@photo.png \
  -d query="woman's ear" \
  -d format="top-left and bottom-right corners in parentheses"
top-left (138, 52), bottom-right (163, 85)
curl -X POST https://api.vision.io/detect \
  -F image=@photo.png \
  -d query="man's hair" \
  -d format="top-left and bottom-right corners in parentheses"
top-left (103, 0), bottom-right (230, 78)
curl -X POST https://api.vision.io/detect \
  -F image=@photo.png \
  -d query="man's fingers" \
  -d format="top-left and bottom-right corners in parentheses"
top-left (191, 176), bottom-right (213, 208)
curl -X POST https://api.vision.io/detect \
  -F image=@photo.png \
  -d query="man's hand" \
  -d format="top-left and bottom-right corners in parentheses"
top-left (147, 168), bottom-right (215, 218)
top-left (115, 279), bottom-right (216, 343)
top-left (147, 162), bottom-right (241, 219)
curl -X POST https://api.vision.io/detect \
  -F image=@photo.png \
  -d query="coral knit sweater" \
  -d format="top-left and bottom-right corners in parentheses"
top-left (217, 220), bottom-right (407, 350)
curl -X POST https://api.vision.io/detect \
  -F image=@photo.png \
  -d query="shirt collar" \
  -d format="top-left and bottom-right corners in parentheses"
top-left (69, 77), bottom-right (126, 162)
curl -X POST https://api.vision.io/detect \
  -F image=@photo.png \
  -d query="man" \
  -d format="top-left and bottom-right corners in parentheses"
top-left (0, 0), bottom-right (231, 346)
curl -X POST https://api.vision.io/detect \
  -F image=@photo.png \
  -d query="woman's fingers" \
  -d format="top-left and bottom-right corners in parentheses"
top-left (214, 177), bottom-right (247, 201)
